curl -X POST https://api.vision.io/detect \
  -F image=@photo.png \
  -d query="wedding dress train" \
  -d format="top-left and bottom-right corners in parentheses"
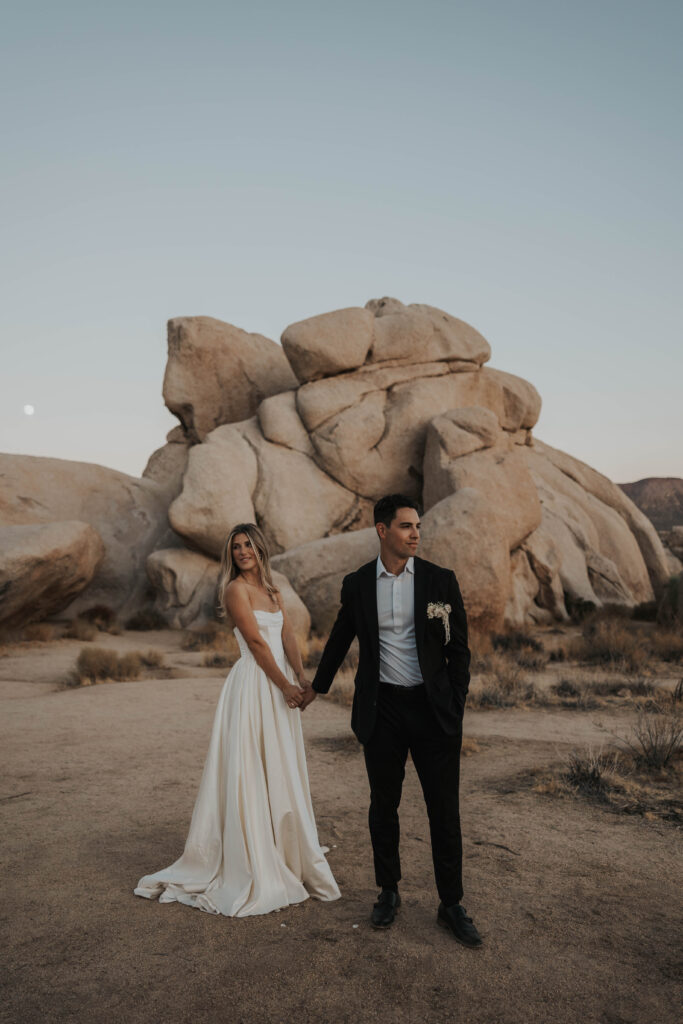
top-left (134, 609), bottom-right (340, 916)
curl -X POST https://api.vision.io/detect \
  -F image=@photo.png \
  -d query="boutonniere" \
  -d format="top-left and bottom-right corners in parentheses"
top-left (427, 601), bottom-right (452, 644)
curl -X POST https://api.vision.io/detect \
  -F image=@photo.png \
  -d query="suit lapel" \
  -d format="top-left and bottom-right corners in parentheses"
top-left (413, 557), bottom-right (428, 660)
top-left (360, 560), bottom-right (380, 666)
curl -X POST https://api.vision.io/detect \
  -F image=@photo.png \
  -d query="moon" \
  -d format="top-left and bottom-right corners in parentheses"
top-left (23, 404), bottom-right (35, 416)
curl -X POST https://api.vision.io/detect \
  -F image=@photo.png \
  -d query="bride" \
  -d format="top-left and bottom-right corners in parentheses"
top-left (134, 522), bottom-right (340, 916)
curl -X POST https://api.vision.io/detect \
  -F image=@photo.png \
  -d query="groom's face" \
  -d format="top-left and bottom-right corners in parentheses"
top-left (377, 507), bottom-right (421, 560)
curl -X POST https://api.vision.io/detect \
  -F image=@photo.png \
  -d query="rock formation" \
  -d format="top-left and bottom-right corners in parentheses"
top-left (0, 521), bottom-right (104, 627)
top-left (0, 299), bottom-right (673, 635)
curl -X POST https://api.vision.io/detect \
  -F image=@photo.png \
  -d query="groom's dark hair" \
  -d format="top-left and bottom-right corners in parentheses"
top-left (373, 493), bottom-right (421, 528)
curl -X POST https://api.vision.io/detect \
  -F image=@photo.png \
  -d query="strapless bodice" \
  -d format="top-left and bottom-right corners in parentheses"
top-left (234, 609), bottom-right (284, 661)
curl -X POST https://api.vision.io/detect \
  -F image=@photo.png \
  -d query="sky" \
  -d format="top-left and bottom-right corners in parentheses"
top-left (2, 0), bottom-right (681, 484)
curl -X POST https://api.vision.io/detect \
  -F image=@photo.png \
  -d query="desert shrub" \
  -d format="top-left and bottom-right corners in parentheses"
top-left (125, 607), bottom-right (167, 631)
top-left (21, 622), bottom-right (61, 642)
top-left (571, 617), bottom-right (649, 672)
top-left (656, 575), bottom-right (680, 625)
top-left (492, 630), bottom-right (543, 653)
top-left (632, 600), bottom-right (658, 622)
top-left (201, 652), bottom-right (233, 668)
top-left (548, 647), bottom-right (567, 663)
top-left (182, 622), bottom-right (239, 657)
top-left (303, 634), bottom-right (328, 668)
top-left (488, 652), bottom-right (526, 691)
top-left (584, 678), bottom-right (654, 698)
top-left (553, 679), bottom-right (580, 698)
top-left (673, 680), bottom-right (683, 704)
top-left (80, 604), bottom-right (117, 630)
top-left (64, 617), bottom-right (98, 641)
top-left (517, 648), bottom-right (548, 671)
top-left (564, 750), bottom-right (617, 798)
top-left (0, 626), bottom-right (23, 648)
top-left (648, 628), bottom-right (683, 664)
top-left (564, 594), bottom-right (597, 623)
top-left (140, 649), bottom-right (164, 668)
top-left (74, 647), bottom-right (143, 684)
top-left (617, 705), bottom-right (683, 770)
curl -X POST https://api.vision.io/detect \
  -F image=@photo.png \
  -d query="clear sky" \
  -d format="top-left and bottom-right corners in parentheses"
top-left (2, 0), bottom-right (681, 483)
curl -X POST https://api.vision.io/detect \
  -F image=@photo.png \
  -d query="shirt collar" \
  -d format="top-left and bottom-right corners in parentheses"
top-left (376, 555), bottom-right (415, 579)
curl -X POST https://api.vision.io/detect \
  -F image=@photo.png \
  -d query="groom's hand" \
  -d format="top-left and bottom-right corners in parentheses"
top-left (299, 685), bottom-right (317, 712)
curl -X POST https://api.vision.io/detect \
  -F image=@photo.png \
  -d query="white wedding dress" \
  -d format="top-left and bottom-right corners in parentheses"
top-left (134, 609), bottom-right (340, 916)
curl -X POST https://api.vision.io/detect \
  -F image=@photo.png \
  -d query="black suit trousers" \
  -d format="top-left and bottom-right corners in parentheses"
top-left (363, 682), bottom-right (463, 906)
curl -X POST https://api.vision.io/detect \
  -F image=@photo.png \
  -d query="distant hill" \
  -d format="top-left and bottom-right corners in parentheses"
top-left (619, 477), bottom-right (683, 531)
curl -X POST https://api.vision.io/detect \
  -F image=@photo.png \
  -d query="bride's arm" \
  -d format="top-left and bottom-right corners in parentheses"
top-left (224, 582), bottom-right (303, 707)
top-left (278, 597), bottom-right (307, 688)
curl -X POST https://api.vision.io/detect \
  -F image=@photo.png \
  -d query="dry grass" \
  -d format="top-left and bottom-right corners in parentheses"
top-left (64, 618), bottom-right (98, 642)
top-left (533, 699), bottom-right (683, 822)
top-left (70, 646), bottom-right (166, 685)
top-left (124, 607), bottom-right (167, 631)
top-left (469, 650), bottom-right (546, 709)
top-left (20, 622), bottom-right (62, 643)
top-left (533, 738), bottom-right (682, 822)
top-left (139, 649), bottom-right (165, 669)
top-left (80, 605), bottom-right (120, 632)
top-left (201, 651), bottom-right (234, 668)
top-left (614, 704), bottom-right (683, 770)
top-left (72, 648), bottom-right (143, 685)
top-left (570, 613), bottom-right (683, 672)
top-left (182, 622), bottom-right (240, 659)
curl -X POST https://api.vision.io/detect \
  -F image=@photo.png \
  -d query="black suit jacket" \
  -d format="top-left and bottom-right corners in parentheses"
top-left (312, 555), bottom-right (470, 745)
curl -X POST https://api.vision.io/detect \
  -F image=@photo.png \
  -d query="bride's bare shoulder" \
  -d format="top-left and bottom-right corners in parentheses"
top-left (225, 577), bottom-right (249, 606)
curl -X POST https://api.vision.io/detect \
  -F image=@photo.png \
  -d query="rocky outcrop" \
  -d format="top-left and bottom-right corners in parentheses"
top-left (273, 529), bottom-right (379, 634)
top-left (619, 477), bottom-right (683, 532)
top-left (169, 418), bottom-right (373, 558)
top-left (3, 293), bottom-right (666, 634)
top-left (0, 454), bottom-right (173, 618)
top-left (147, 547), bottom-right (310, 640)
top-left (0, 521), bottom-right (104, 627)
top-left (163, 316), bottom-right (298, 442)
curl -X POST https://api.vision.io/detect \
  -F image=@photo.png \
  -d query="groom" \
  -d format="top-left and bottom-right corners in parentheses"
top-left (301, 494), bottom-right (482, 947)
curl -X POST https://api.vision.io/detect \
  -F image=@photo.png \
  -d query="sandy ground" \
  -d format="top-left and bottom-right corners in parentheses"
top-left (1, 633), bottom-right (681, 1024)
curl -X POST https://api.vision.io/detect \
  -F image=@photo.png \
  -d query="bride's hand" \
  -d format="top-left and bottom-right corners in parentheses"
top-left (284, 684), bottom-right (304, 709)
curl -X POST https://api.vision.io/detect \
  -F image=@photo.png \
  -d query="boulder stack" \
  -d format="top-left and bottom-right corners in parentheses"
top-left (0, 298), bottom-right (671, 636)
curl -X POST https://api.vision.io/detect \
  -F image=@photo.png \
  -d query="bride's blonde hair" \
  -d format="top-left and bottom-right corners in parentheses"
top-left (217, 523), bottom-right (278, 618)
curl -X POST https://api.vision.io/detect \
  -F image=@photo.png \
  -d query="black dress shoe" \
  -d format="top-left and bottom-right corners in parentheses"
top-left (437, 903), bottom-right (483, 947)
top-left (371, 889), bottom-right (401, 929)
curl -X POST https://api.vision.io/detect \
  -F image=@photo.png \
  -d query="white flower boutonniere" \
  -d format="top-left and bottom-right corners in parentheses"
top-left (427, 601), bottom-right (452, 644)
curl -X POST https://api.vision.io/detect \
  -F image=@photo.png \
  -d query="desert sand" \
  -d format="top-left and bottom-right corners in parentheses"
top-left (1, 629), bottom-right (680, 1024)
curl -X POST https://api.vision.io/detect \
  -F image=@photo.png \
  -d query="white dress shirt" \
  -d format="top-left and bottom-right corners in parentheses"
top-left (376, 555), bottom-right (424, 688)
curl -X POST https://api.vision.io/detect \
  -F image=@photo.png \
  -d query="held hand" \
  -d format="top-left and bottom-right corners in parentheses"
top-left (299, 685), bottom-right (317, 712)
top-left (284, 684), bottom-right (304, 709)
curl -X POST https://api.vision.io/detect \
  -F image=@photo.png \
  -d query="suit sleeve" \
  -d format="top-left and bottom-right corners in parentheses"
top-left (312, 574), bottom-right (357, 694)
top-left (446, 570), bottom-right (471, 716)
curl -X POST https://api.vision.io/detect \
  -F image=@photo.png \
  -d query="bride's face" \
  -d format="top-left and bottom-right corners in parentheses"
top-left (232, 533), bottom-right (258, 573)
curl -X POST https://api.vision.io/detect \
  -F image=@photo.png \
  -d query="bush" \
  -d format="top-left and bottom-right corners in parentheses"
top-left (564, 750), bottom-right (617, 798)
top-left (492, 630), bottom-right (543, 653)
top-left (649, 628), bottom-right (683, 663)
top-left (140, 649), bottom-right (164, 668)
top-left (21, 622), bottom-right (61, 642)
top-left (125, 607), bottom-right (167, 631)
top-left (553, 679), bottom-right (580, 698)
top-left (618, 705), bottom-right (683, 770)
top-left (80, 604), bottom-right (118, 630)
top-left (64, 618), bottom-right (98, 642)
top-left (657, 575), bottom-right (680, 625)
top-left (74, 647), bottom-right (143, 684)
top-left (202, 652), bottom-right (232, 668)
top-left (182, 622), bottom-right (239, 656)
top-left (571, 618), bottom-right (649, 672)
